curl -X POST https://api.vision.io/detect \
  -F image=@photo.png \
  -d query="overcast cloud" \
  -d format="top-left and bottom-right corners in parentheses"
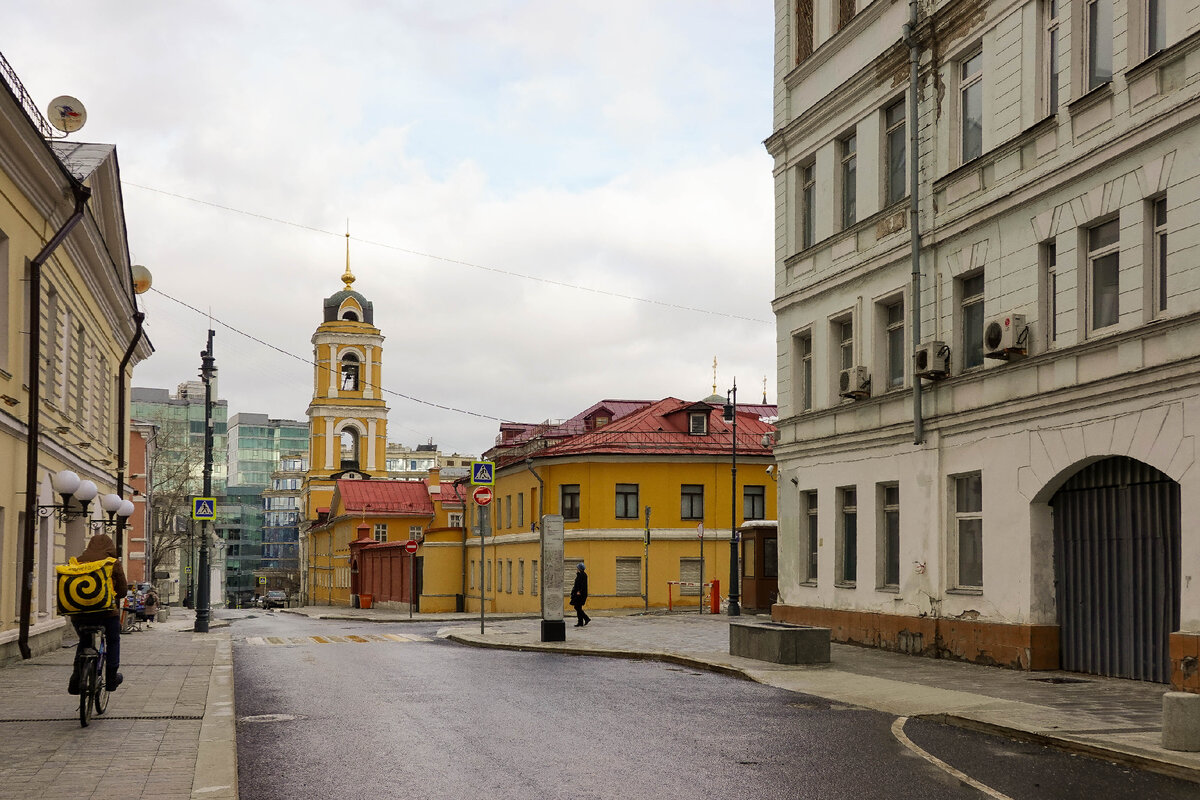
top-left (6, 1), bottom-right (775, 455)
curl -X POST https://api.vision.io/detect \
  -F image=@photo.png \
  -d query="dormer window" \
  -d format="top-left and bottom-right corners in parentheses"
top-left (341, 352), bottom-right (360, 390)
top-left (689, 412), bottom-right (708, 435)
top-left (594, 415), bottom-right (610, 428)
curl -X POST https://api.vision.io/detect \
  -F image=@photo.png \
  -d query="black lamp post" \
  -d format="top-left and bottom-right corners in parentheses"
top-left (195, 330), bottom-right (216, 633)
top-left (723, 379), bottom-right (740, 617)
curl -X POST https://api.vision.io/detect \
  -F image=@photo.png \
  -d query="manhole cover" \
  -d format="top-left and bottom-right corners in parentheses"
top-left (1030, 677), bottom-right (1091, 684)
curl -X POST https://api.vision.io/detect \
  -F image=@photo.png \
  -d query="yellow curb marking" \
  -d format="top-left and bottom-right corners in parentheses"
top-left (891, 717), bottom-right (1013, 800)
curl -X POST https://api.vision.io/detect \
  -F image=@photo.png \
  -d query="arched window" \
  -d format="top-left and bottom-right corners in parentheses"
top-left (340, 428), bottom-right (360, 467)
top-left (340, 352), bottom-right (360, 390)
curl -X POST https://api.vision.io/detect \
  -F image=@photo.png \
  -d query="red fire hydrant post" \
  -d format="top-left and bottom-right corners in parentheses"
top-left (710, 579), bottom-right (720, 614)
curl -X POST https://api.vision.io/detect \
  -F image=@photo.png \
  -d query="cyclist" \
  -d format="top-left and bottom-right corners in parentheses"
top-left (68, 532), bottom-right (127, 694)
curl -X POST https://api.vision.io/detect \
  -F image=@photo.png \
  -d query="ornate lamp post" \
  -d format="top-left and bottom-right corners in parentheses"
top-left (723, 379), bottom-right (740, 617)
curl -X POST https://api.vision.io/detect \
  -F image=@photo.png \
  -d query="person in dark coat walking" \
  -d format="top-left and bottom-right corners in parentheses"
top-left (68, 532), bottom-right (127, 694)
top-left (570, 562), bottom-right (590, 627)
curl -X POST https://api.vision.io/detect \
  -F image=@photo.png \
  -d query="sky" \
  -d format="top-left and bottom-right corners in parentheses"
top-left (5, 1), bottom-right (776, 456)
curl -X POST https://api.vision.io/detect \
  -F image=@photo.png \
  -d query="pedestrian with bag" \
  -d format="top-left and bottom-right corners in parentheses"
top-left (570, 562), bottom-right (590, 627)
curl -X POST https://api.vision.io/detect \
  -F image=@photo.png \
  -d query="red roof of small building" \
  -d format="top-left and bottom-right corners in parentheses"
top-left (335, 479), bottom-right (434, 516)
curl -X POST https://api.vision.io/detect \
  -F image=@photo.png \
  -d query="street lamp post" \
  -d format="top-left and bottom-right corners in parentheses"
top-left (195, 330), bottom-right (216, 633)
top-left (724, 379), bottom-right (741, 617)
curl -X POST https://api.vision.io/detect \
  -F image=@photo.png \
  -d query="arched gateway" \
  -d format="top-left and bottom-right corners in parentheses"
top-left (1051, 456), bottom-right (1181, 683)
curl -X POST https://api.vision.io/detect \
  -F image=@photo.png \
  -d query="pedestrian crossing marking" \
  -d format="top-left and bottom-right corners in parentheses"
top-left (241, 634), bottom-right (431, 647)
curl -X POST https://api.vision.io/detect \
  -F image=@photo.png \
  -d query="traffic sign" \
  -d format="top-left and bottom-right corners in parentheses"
top-left (404, 540), bottom-right (419, 554)
top-left (472, 486), bottom-right (493, 506)
top-left (192, 497), bottom-right (215, 520)
top-left (470, 460), bottom-right (495, 486)
top-left (258, 577), bottom-right (267, 585)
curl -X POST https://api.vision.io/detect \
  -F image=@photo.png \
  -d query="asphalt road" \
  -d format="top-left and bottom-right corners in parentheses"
top-left (231, 611), bottom-right (1198, 800)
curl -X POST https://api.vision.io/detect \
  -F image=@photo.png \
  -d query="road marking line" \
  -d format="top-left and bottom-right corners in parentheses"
top-left (245, 636), bottom-right (264, 646)
top-left (345, 635), bottom-right (369, 643)
top-left (312, 636), bottom-right (330, 643)
top-left (891, 717), bottom-right (1013, 800)
top-left (266, 636), bottom-right (286, 645)
top-left (327, 636), bottom-right (347, 643)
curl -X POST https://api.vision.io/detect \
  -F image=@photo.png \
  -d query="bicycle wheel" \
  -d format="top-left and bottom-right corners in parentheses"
top-left (78, 658), bottom-right (95, 727)
top-left (93, 650), bottom-right (109, 715)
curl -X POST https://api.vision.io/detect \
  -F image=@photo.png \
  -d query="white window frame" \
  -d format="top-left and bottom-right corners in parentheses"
top-left (1040, 241), bottom-right (1058, 348)
top-left (1150, 196), bottom-right (1168, 317)
top-left (836, 487), bottom-right (857, 586)
top-left (840, 132), bottom-right (857, 230)
top-left (1042, 0), bottom-right (1062, 115)
top-left (802, 490), bottom-right (818, 584)
top-left (793, 328), bottom-right (813, 413)
top-left (958, 271), bottom-right (985, 371)
top-left (689, 412), bottom-right (708, 435)
top-left (884, 99), bottom-right (906, 206)
top-left (373, 523), bottom-right (387, 543)
top-left (1145, 0), bottom-right (1166, 58)
top-left (878, 483), bottom-right (900, 590)
top-left (800, 161), bottom-right (816, 250)
top-left (953, 473), bottom-right (983, 589)
top-left (1086, 216), bottom-right (1121, 334)
top-left (880, 296), bottom-right (905, 391)
top-left (1083, 0), bottom-right (1113, 92)
top-left (959, 47), bottom-right (983, 164)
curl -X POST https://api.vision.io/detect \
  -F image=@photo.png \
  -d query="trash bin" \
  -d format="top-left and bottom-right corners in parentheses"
top-left (360, 593), bottom-right (374, 609)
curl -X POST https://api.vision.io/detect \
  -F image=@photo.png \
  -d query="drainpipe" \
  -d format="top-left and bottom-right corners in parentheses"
top-left (18, 181), bottom-right (91, 660)
top-left (114, 310), bottom-right (145, 559)
top-left (525, 459), bottom-right (544, 618)
top-left (905, 0), bottom-right (924, 446)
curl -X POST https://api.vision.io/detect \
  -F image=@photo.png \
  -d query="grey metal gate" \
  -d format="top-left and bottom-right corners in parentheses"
top-left (1052, 456), bottom-right (1180, 683)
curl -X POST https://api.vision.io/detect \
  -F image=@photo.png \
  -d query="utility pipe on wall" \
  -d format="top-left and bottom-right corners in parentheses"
top-left (905, 0), bottom-right (924, 446)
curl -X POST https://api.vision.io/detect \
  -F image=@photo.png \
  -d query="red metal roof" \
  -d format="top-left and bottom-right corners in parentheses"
top-left (518, 397), bottom-right (777, 461)
top-left (335, 479), bottom-right (434, 516)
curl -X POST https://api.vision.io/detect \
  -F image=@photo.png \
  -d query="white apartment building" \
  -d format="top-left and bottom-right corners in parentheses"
top-left (768, 0), bottom-right (1199, 687)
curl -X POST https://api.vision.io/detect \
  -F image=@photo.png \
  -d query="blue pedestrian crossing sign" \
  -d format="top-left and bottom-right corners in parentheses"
top-left (470, 461), bottom-right (495, 486)
top-left (192, 497), bottom-right (216, 520)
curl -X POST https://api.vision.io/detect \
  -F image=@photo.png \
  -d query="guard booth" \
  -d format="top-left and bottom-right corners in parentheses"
top-left (739, 520), bottom-right (778, 613)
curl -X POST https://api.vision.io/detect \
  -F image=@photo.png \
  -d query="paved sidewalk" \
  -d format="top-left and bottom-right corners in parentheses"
top-left (0, 608), bottom-right (235, 800)
top-left (417, 609), bottom-right (1200, 785)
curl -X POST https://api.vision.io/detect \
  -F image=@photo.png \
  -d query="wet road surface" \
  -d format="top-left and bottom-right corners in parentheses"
top-left (231, 611), bottom-right (1198, 799)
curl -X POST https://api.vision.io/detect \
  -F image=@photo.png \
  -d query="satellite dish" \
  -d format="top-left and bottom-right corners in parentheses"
top-left (47, 96), bottom-right (87, 133)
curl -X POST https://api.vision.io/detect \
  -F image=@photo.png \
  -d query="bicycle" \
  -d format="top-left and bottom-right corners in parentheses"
top-left (73, 623), bottom-right (111, 727)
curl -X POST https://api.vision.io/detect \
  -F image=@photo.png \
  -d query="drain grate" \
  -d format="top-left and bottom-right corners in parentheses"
top-left (0, 714), bottom-right (203, 723)
top-left (1030, 677), bottom-right (1092, 684)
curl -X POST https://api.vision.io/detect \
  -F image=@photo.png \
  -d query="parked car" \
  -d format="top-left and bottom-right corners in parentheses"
top-left (264, 590), bottom-right (287, 609)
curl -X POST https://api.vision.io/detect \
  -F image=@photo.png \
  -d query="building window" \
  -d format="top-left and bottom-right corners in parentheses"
top-left (340, 352), bottom-right (360, 390)
top-left (835, 317), bottom-right (854, 373)
top-left (884, 299), bottom-right (905, 390)
top-left (885, 100), bottom-right (906, 206)
top-left (954, 473), bottom-right (983, 588)
top-left (1088, 217), bottom-right (1120, 331)
top-left (470, 560), bottom-right (475, 589)
top-left (449, 512), bottom-right (463, 528)
top-left (505, 495), bottom-right (512, 528)
top-left (800, 162), bottom-right (816, 250)
top-left (744, 485), bottom-right (765, 521)
top-left (615, 483), bottom-right (639, 519)
top-left (616, 557), bottom-right (642, 596)
top-left (681, 485), bottom-right (704, 521)
top-left (837, 487), bottom-right (857, 585)
top-left (803, 491), bottom-right (818, 584)
top-left (561, 484), bottom-right (580, 522)
top-left (795, 1), bottom-right (814, 64)
top-left (1043, 0), bottom-right (1062, 115)
top-left (486, 560), bottom-right (492, 591)
top-left (518, 559), bottom-right (525, 594)
top-left (506, 560), bottom-right (513, 593)
top-left (960, 49), bottom-right (983, 163)
top-left (1041, 242), bottom-right (1057, 346)
top-left (795, 332), bottom-right (813, 412)
top-left (1152, 197), bottom-right (1167, 315)
top-left (373, 523), bottom-right (387, 543)
top-left (531, 560), bottom-right (539, 596)
top-left (689, 412), bottom-right (708, 435)
top-left (840, 133), bottom-right (857, 229)
top-left (409, 525), bottom-right (422, 540)
top-left (880, 484), bottom-right (900, 588)
top-left (1146, 0), bottom-right (1165, 57)
top-left (1085, 0), bottom-right (1113, 91)
top-left (959, 272), bottom-right (985, 370)
top-left (517, 492), bottom-right (524, 527)
top-left (837, 0), bottom-right (855, 30)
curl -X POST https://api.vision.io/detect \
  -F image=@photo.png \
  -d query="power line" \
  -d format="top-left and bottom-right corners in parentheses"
top-left (150, 287), bottom-right (513, 427)
top-left (124, 182), bottom-right (772, 325)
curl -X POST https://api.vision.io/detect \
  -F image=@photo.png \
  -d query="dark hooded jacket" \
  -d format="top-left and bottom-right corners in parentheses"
top-left (570, 567), bottom-right (588, 608)
top-left (79, 533), bottom-right (128, 617)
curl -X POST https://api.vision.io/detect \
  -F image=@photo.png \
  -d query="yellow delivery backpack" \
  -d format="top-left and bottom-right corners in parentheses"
top-left (56, 557), bottom-right (117, 615)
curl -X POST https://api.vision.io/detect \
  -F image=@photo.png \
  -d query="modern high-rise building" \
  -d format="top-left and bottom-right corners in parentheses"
top-left (226, 413), bottom-right (309, 488)
top-left (768, 1), bottom-right (1199, 687)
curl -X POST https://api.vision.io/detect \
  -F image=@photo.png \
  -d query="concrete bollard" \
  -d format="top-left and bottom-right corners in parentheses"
top-left (1162, 692), bottom-right (1200, 752)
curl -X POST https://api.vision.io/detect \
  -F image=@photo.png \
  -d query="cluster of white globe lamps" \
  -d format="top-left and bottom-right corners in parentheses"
top-left (44, 469), bottom-right (134, 524)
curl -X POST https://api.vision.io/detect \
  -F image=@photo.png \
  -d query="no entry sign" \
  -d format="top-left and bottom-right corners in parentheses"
top-left (404, 540), bottom-right (419, 554)
top-left (472, 486), bottom-right (493, 506)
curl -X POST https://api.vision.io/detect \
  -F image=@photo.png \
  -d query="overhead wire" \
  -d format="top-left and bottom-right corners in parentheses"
top-left (123, 182), bottom-right (773, 325)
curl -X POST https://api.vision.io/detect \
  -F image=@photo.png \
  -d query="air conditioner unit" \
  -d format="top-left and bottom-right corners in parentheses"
top-left (984, 313), bottom-right (1028, 360)
top-left (913, 341), bottom-right (950, 380)
top-left (839, 366), bottom-right (870, 399)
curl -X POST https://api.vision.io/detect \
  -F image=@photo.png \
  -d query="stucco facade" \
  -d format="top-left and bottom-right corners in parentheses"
top-left (768, 1), bottom-right (1200, 685)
